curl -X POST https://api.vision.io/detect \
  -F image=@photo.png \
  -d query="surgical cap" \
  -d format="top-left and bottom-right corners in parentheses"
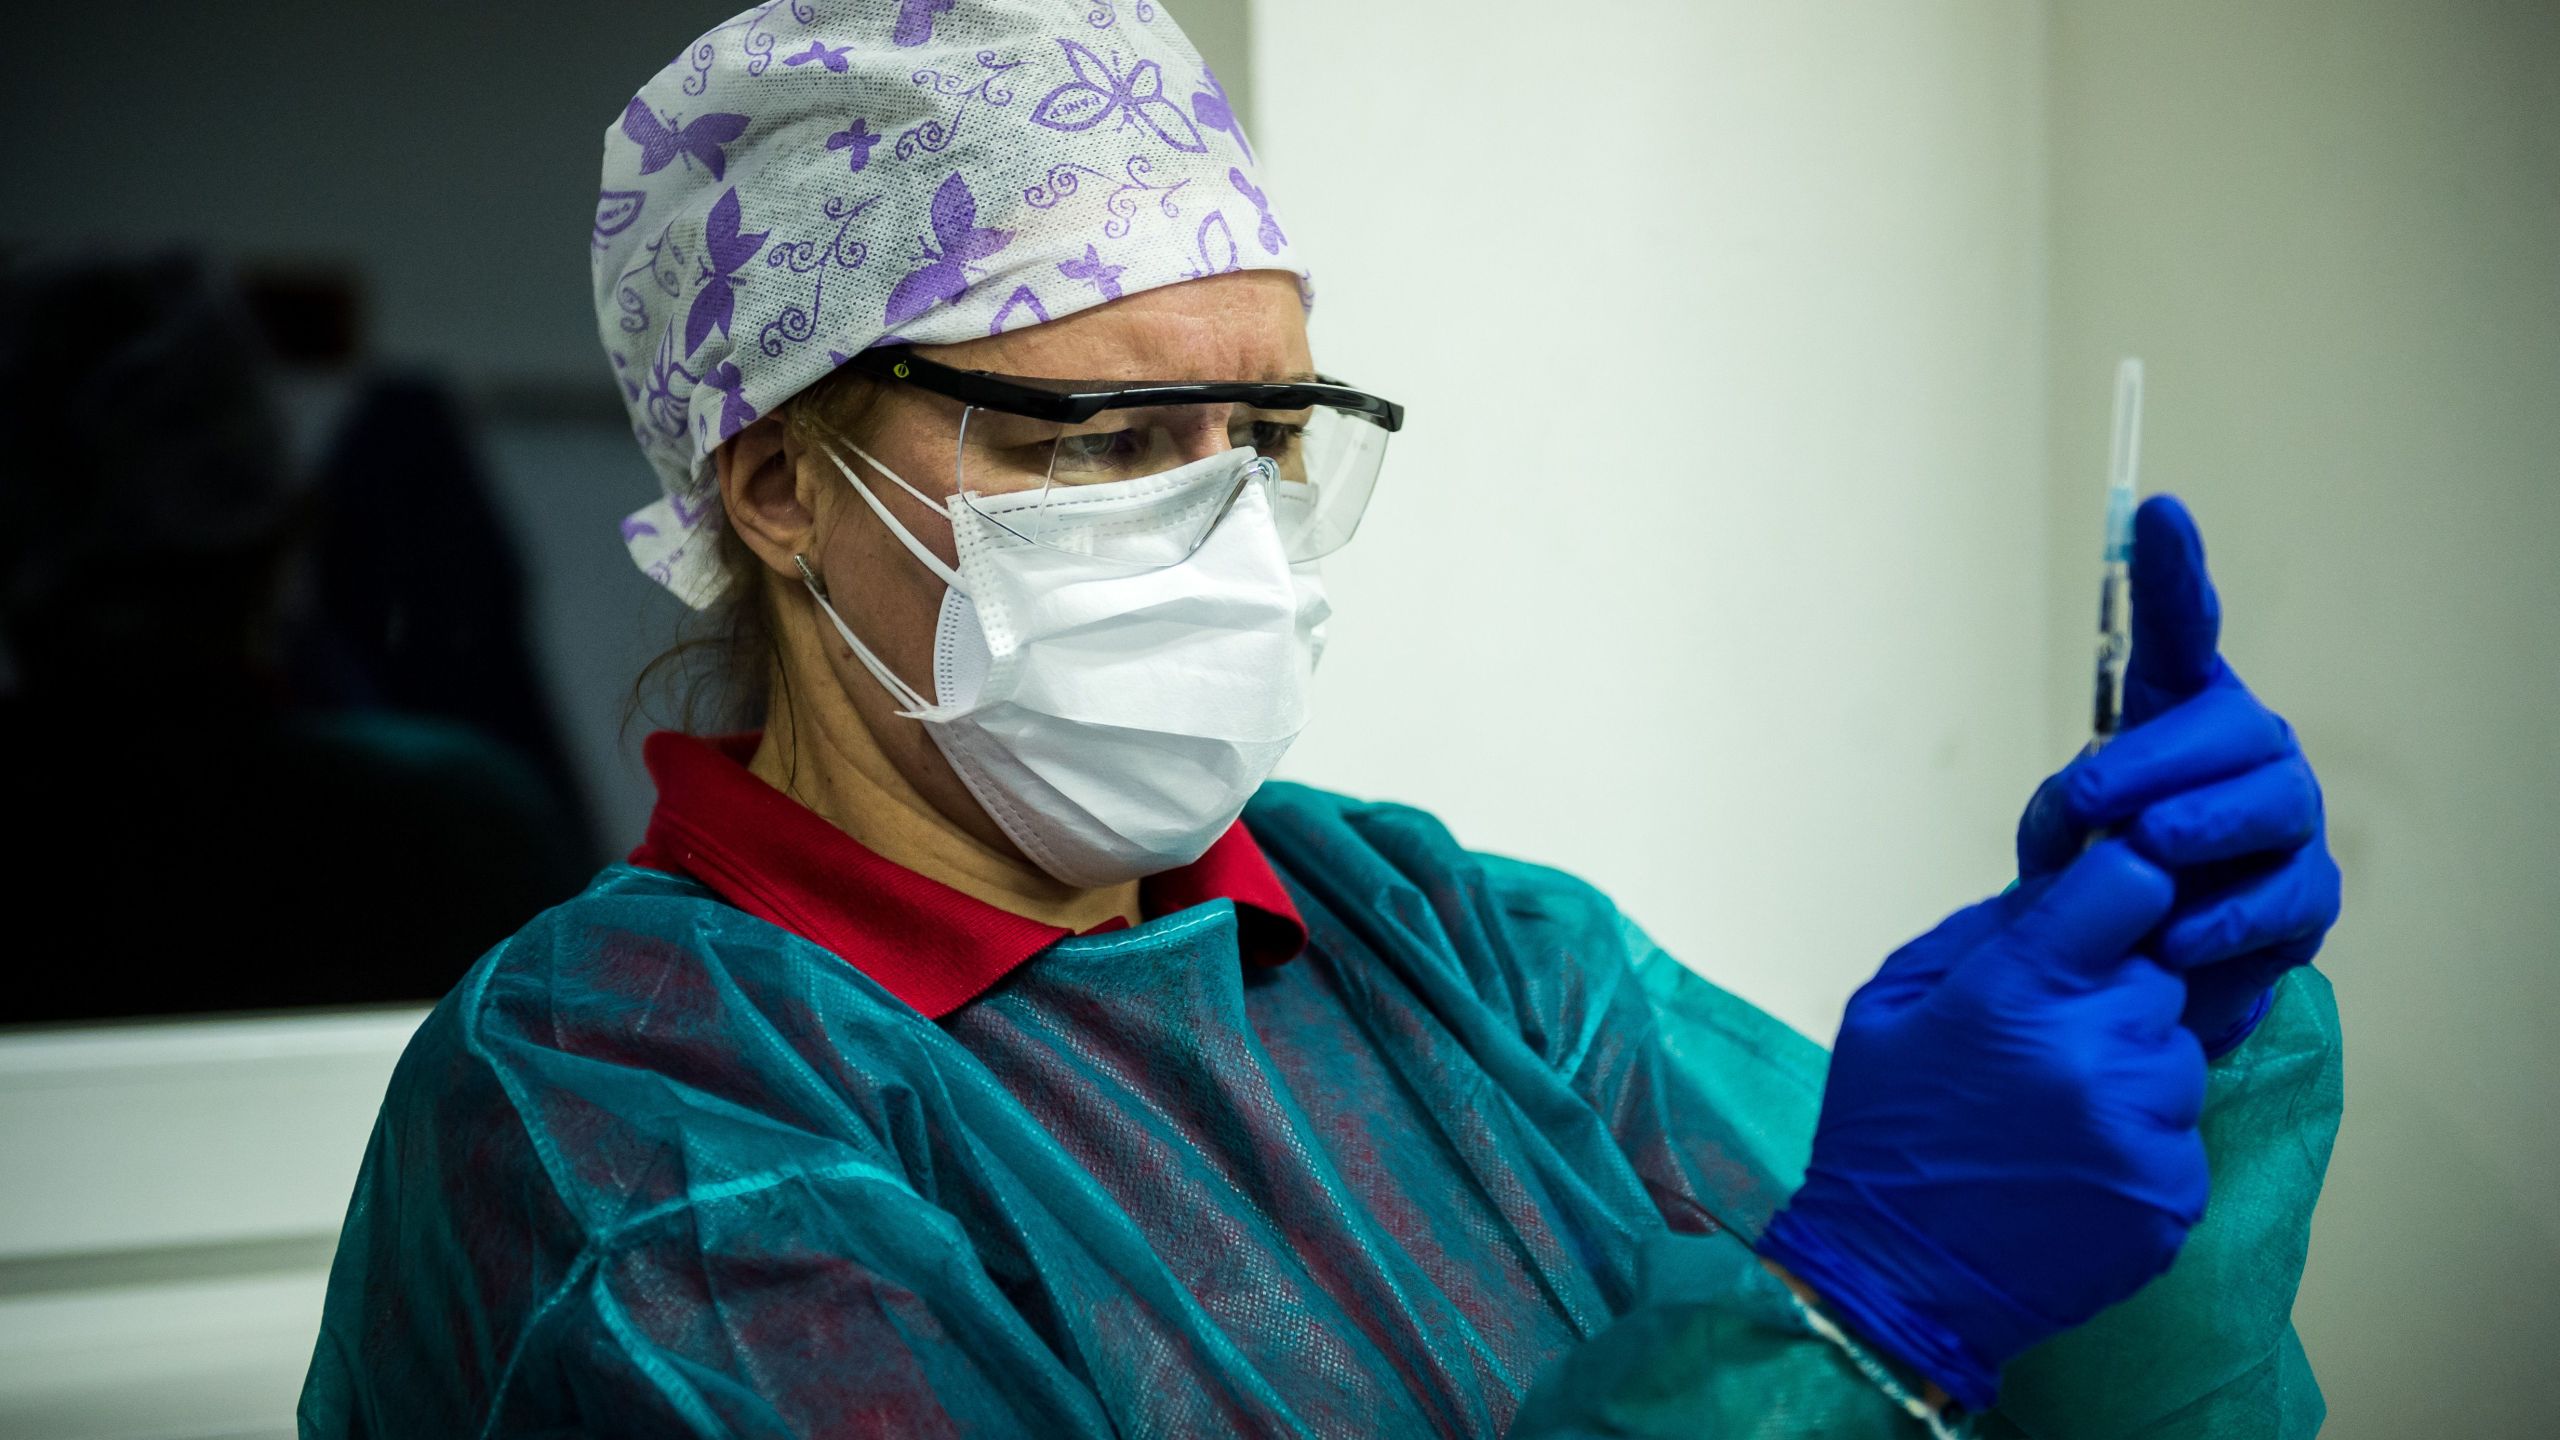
top-left (593, 0), bottom-right (1310, 607)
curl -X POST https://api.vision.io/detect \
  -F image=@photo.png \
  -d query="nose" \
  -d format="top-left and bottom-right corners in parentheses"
top-left (1166, 405), bottom-right (1239, 465)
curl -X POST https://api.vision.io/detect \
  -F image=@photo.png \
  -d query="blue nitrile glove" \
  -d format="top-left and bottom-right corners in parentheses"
top-left (2018, 496), bottom-right (2342, 1056)
top-left (1755, 843), bottom-right (2205, 1412)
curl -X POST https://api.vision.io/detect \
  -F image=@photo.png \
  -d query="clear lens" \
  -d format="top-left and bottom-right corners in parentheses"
top-left (956, 399), bottom-right (1389, 566)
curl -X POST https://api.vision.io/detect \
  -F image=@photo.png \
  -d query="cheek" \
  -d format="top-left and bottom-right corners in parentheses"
top-left (817, 504), bottom-right (950, 695)
top-left (859, 431), bottom-right (965, 573)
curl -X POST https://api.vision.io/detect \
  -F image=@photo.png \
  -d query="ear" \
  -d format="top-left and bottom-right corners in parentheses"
top-left (716, 414), bottom-right (816, 580)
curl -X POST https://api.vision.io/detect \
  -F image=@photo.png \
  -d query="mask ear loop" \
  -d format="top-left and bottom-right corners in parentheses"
top-left (824, 442), bottom-right (966, 592)
top-left (793, 552), bottom-right (936, 718)
top-left (800, 440), bottom-right (982, 719)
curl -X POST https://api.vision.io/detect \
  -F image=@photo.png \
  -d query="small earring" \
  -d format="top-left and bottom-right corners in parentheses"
top-left (792, 553), bottom-right (827, 598)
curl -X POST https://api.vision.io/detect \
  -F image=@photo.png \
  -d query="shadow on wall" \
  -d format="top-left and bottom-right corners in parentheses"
top-left (0, 254), bottom-right (598, 1025)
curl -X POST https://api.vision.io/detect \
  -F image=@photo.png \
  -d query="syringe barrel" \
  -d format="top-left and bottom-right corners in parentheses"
top-left (2092, 561), bottom-right (2131, 740)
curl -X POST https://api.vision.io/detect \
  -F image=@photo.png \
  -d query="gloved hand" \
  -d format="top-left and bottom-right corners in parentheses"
top-left (1756, 845), bottom-right (2205, 1411)
top-left (2018, 496), bottom-right (2342, 1055)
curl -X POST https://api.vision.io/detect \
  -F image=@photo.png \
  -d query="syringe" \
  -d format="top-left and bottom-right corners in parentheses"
top-left (2090, 358), bottom-right (2144, 749)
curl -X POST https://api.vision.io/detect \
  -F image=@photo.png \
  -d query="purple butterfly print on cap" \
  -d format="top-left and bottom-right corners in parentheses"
top-left (1229, 169), bottom-right (1284, 254)
top-left (1030, 39), bottom-right (1207, 154)
top-left (704, 362), bottom-right (759, 440)
top-left (667, 486), bottom-right (716, 529)
top-left (593, 189), bottom-right (646, 249)
top-left (894, 0), bottom-right (954, 47)
top-left (884, 173), bottom-right (1016, 328)
top-left (596, 0), bottom-right (1318, 613)
top-left (990, 285), bottom-right (1051, 335)
top-left (826, 117), bottom-right (882, 172)
top-left (1058, 244), bottom-right (1125, 300)
top-left (1183, 208), bottom-right (1239, 279)
top-left (685, 189), bottom-right (772, 356)
top-left (785, 40), bottom-right (852, 73)
top-left (1190, 67), bottom-right (1251, 160)
top-left (621, 100), bottom-right (751, 181)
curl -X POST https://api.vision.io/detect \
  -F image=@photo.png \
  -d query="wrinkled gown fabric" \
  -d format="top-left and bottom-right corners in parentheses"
top-left (300, 783), bottom-right (2341, 1438)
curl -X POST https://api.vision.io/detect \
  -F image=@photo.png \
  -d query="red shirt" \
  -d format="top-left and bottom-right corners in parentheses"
top-left (627, 731), bottom-right (1307, 1019)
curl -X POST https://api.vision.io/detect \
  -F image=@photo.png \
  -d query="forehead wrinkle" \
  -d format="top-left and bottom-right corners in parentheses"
top-left (924, 273), bottom-right (1310, 384)
top-left (1109, 316), bottom-right (1290, 383)
top-left (1015, 313), bottom-right (1297, 382)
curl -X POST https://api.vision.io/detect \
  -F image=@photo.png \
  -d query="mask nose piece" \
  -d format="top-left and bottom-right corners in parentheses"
top-left (1188, 452), bottom-right (1280, 562)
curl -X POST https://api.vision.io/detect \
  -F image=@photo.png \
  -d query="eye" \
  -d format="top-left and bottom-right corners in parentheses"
top-left (1031, 427), bottom-right (1159, 477)
top-left (1053, 430), bottom-right (1145, 463)
top-left (1246, 420), bottom-right (1305, 454)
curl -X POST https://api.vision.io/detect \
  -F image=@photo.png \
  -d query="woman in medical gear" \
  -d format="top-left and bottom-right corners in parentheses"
top-left (302, 4), bottom-right (2345, 1436)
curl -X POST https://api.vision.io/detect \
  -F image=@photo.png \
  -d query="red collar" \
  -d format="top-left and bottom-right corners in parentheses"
top-left (628, 732), bottom-right (1306, 1019)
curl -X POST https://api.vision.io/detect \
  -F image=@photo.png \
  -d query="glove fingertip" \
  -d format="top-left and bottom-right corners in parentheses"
top-left (2018, 779), bottom-right (2086, 875)
top-left (2004, 842), bottom-right (2175, 975)
top-left (2130, 495), bottom-right (2224, 695)
top-left (2077, 839), bottom-right (2178, 917)
top-left (2133, 495), bottom-right (2213, 603)
top-left (2122, 805), bottom-right (2185, 866)
top-left (2064, 763), bottom-right (2112, 823)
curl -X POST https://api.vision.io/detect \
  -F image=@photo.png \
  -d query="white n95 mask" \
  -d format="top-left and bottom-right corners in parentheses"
top-left (803, 440), bottom-right (1329, 888)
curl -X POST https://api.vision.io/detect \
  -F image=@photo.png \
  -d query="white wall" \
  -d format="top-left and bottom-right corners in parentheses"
top-left (1257, 0), bottom-right (2055, 1042)
top-left (1260, 0), bottom-right (2558, 1428)
top-left (2047, 4), bottom-right (2560, 1432)
top-left (0, 1011), bottom-right (426, 1440)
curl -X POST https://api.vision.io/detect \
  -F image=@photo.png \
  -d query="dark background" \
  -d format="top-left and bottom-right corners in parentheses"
top-left (0, 1), bottom-right (1260, 1024)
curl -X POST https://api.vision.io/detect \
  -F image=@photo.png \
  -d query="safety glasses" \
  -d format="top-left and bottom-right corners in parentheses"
top-left (845, 346), bottom-right (1403, 567)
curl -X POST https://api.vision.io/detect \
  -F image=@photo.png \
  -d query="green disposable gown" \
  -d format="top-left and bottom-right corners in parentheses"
top-left (301, 783), bottom-right (2340, 1437)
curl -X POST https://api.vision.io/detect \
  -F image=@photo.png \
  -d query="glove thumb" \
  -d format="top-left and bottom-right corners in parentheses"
top-left (2126, 495), bottom-right (2225, 725)
top-left (1974, 841), bottom-right (2175, 988)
